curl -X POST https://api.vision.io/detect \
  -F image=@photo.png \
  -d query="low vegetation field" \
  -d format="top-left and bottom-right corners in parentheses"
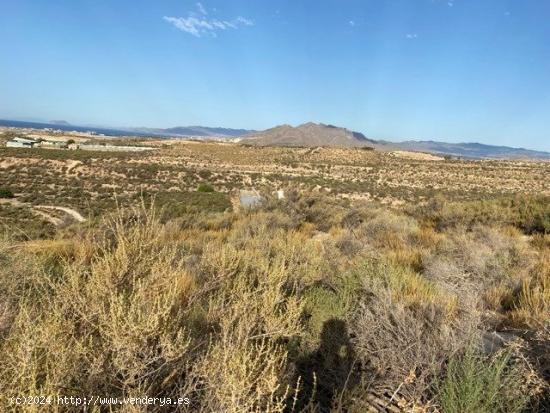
top-left (0, 132), bottom-right (549, 411)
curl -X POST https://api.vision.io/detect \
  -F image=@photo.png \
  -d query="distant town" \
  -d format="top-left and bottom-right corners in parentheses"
top-left (4, 129), bottom-right (155, 153)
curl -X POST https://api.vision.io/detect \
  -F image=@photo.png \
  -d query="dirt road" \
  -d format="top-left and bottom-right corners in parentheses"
top-left (34, 205), bottom-right (86, 222)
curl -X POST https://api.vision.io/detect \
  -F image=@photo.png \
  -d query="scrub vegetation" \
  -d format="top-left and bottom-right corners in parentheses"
top-left (1, 191), bottom-right (549, 412)
top-left (0, 139), bottom-right (549, 411)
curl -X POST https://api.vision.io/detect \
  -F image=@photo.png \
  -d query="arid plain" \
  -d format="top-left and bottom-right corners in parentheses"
top-left (1, 128), bottom-right (549, 412)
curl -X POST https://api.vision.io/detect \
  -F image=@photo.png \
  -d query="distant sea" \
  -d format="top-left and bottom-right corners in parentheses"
top-left (0, 119), bottom-right (145, 137)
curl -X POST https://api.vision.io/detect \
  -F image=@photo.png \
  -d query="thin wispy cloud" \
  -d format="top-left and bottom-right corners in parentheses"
top-left (406, 33), bottom-right (418, 39)
top-left (433, 0), bottom-right (455, 7)
top-left (349, 20), bottom-right (355, 27)
top-left (164, 3), bottom-right (253, 37)
top-left (235, 16), bottom-right (254, 26)
top-left (196, 2), bottom-right (207, 16)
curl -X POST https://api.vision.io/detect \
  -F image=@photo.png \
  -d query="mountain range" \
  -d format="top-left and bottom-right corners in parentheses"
top-left (384, 140), bottom-right (550, 160)
top-left (1, 118), bottom-right (548, 160)
top-left (242, 123), bottom-right (550, 160)
top-left (125, 125), bottom-right (254, 138)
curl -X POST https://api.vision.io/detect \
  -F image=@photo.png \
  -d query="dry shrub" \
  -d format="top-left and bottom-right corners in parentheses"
top-left (348, 258), bottom-right (471, 403)
top-left (422, 224), bottom-right (549, 330)
top-left (0, 235), bottom-right (51, 338)
top-left (197, 243), bottom-right (305, 344)
top-left (193, 258), bottom-right (303, 411)
top-left (385, 246), bottom-right (425, 273)
top-left (423, 225), bottom-right (534, 298)
top-left (1, 208), bottom-right (196, 408)
top-left (186, 223), bottom-right (318, 411)
top-left (508, 250), bottom-right (550, 328)
top-left (531, 233), bottom-right (550, 250)
top-left (524, 325), bottom-right (550, 409)
top-left (0, 207), bottom-right (308, 412)
top-left (357, 259), bottom-right (456, 314)
top-left (417, 195), bottom-right (550, 234)
top-left (228, 211), bottom-right (300, 246)
top-left (0, 194), bottom-right (547, 412)
top-left (333, 232), bottom-right (363, 258)
top-left (262, 192), bottom-right (346, 232)
top-left (355, 209), bottom-right (419, 248)
top-left (196, 337), bottom-right (290, 413)
top-left (413, 225), bottom-right (443, 249)
top-left (352, 290), bottom-right (478, 402)
top-left (351, 210), bottom-right (429, 273)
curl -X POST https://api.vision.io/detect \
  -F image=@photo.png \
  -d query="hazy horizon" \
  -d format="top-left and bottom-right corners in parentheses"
top-left (1, 0), bottom-right (549, 151)
top-left (2, 117), bottom-right (550, 154)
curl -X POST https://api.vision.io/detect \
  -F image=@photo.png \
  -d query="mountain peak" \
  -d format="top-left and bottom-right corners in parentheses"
top-left (244, 122), bottom-right (375, 147)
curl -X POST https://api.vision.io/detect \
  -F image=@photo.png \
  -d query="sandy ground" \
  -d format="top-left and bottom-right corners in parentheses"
top-left (390, 151), bottom-right (444, 161)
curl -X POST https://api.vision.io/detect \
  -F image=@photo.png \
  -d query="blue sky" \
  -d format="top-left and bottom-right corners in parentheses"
top-left (1, 0), bottom-right (549, 150)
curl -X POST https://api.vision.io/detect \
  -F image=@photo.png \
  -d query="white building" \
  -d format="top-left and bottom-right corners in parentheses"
top-left (41, 140), bottom-right (68, 149)
top-left (6, 137), bottom-right (40, 148)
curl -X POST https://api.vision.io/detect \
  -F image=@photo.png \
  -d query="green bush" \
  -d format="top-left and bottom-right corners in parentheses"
top-left (197, 183), bottom-right (215, 193)
top-left (436, 349), bottom-right (529, 413)
top-left (0, 188), bottom-right (14, 198)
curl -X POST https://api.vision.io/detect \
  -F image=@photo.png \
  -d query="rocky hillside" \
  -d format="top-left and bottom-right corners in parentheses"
top-left (242, 122), bottom-right (550, 159)
top-left (243, 122), bottom-right (376, 147)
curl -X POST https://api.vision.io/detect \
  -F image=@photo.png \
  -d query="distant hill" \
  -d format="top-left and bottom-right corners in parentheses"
top-left (240, 122), bottom-right (550, 159)
top-left (0, 119), bottom-right (142, 137)
top-left (376, 140), bottom-right (550, 160)
top-left (0, 119), bottom-right (251, 139)
top-left (49, 120), bottom-right (71, 126)
top-left (243, 122), bottom-right (376, 147)
top-left (127, 126), bottom-right (254, 138)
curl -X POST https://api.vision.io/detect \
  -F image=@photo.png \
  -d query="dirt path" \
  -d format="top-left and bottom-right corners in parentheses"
top-left (34, 205), bottom-right (86, 222)
top-left (32, 209), bottom-right (63, 226)
top-left (1, 199), bottom-right (76, 225)
top-left (2, 198), bottom-right (87, 224)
